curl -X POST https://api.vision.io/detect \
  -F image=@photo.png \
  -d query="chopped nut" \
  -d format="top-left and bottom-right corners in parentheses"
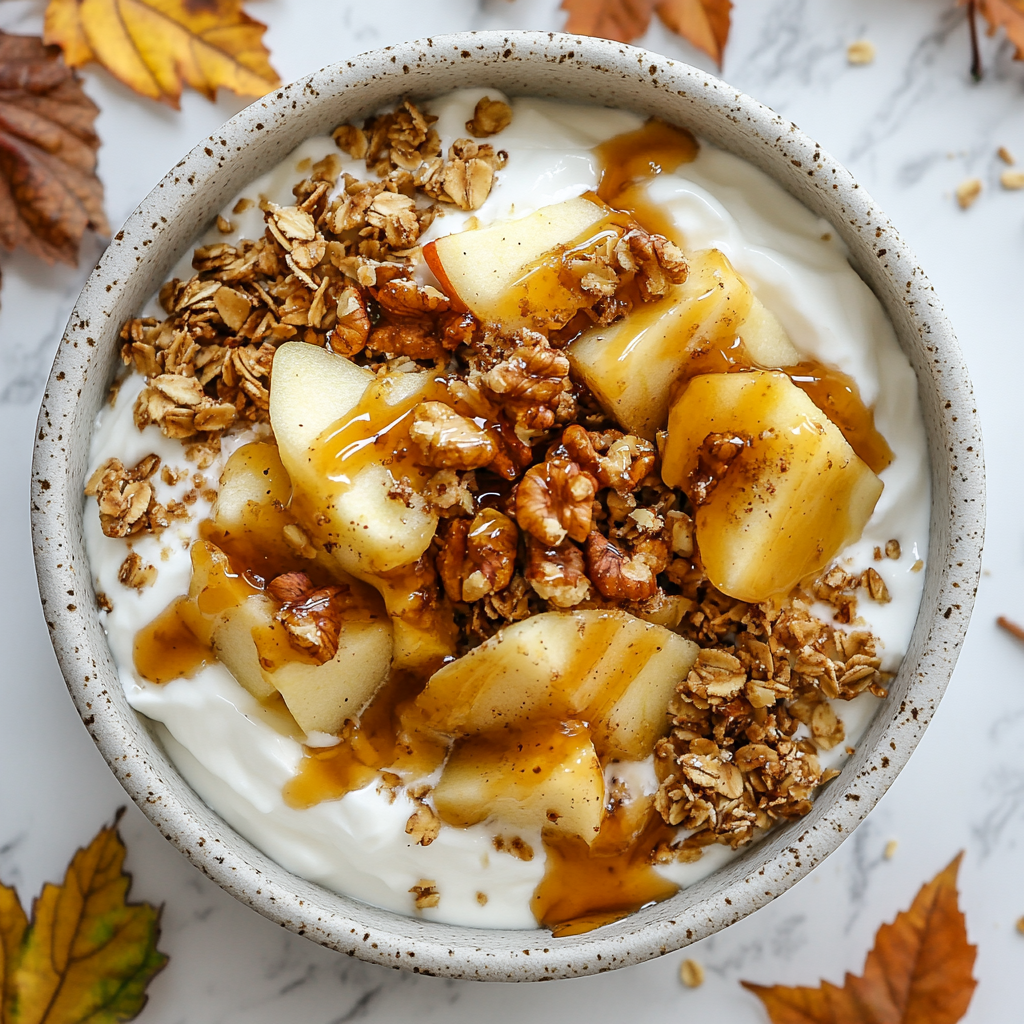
top-left (956, 178), bottom-right (982, 209)
top-left (885, 538), bottom-right (901, 560)
top-left (524, 536), bottom-right (591, 608)
top-left (1001, 170), bottom-right (1024, 190)
top-left (847, 40), bottom-right (876, 65)
top-left (679, 958), bottom-right (704, 988)
top-left (437, 510), bottom-right (519, 603)
top-left (409, 401), bottom-right (497, 470)
top-left (409, 880), bottom-right (440, 910)
top-left (585, 531), bottom-right (666, 602)
top-left (516, 458), bottom-right (596, 546)
top-left (269, 574), bottom-right (347, 664)
top-left (479, 340), bottom-right (570, 430)
top-left (476, 891), bottom-right (488, 905)
top-left (465, 96), bottom-right (513, 137)
top-left (329, 286), bottom-right (371, 356)
top-left (216, 214), bottom-right (234, 234)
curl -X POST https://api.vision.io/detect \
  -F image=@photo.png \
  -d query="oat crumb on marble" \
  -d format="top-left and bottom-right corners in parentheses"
top-left (884, 839), bottom-right (898, 860)
top-left (680, 958), bottom-right (705, 987)
top-left (847, 40), bottom-right (876, 65)
top-left (956, 178), bottom-right (982, 209)
top-left (998, 146), bottom-right (1015, 165)
top-left (1000, 170), bottom-right (1024, 190)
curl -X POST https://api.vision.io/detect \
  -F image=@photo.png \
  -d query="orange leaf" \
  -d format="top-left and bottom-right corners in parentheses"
top-left (1, 812), bottom-right (168, 1024)
top-left (560, 0), bottom-right (658, 44)
top-left (656, 0), bottom-right (732, 66)
top-left (43, 0), bottom-right (281, 109)
top-left (559, 0), bottom-right (732, 64)
top-left (742, 854), bottom-right (978, 1024)
top-left (971, 0), bottom-right (1024, 58)
top-left (0, 31), bottom-right (108, 268)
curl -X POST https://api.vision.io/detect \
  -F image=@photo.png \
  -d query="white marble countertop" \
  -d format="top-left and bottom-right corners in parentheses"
top-left (1, 0), bottom-right (1020, 1019)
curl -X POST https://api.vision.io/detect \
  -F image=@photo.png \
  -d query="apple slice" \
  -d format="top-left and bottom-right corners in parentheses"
top-left (661, 370), bottom-right (883, 603)
top-left (432, 721), bottom-right (605, 844)
top-left (568, 248), bottom-right (800, 438)
top-left (423, 194), bottom-right (611, 330)
top-left (415, 609), bottom-right (697, 760)
top-left (265, 618), bottom-right (394, 735)
top-left (270, 342), bottom-right (439, 577)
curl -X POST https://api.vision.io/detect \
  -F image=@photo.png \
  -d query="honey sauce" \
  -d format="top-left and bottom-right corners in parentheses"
top-left (311, 373), bottom-right (450, 490)
top-left (133, 596), bottom-right (210, 684)
top-left (532, 817), bottom-right (680, 937)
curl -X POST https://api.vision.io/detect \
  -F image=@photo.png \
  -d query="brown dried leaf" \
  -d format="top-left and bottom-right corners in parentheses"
top-left (0, 31), bottom-right (108, 266)
top-left (742, 854), bottom-right (977, 1024)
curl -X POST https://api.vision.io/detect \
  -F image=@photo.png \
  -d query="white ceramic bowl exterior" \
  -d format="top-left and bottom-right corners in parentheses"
top-left (31, 32), bottom-right (983, 980)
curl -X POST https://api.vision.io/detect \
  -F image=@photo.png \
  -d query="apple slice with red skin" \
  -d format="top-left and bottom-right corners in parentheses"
top-left (422, 194), bottom-right (610, 329)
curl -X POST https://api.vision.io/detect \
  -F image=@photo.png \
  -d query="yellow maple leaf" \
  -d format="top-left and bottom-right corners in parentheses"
top-left (43, 0), bottom-right (281, 109)
top-left (0, 814), bottom-right (167, 1024)
top-left (742, 854), bottom-right (977, 1024)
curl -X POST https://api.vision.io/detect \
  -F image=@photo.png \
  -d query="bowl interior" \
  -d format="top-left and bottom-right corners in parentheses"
top-left (30, 31), bottom-right (984, 980)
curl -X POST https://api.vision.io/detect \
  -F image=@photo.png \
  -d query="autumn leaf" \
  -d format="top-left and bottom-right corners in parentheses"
top-left (559, 0), bottom-right (733, 66)
top-left (0, 812), bottom-right (168, 1024)
top-left (968, 0), bottom-right (1024, 59)
top-left (742, 854), bottom-right (977, 1024)
top-left (0, 31), bottom-right (108, 269)
top-left (43, 0), bottom-right (281, 109)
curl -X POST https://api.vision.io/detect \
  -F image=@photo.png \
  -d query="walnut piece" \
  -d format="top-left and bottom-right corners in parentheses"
top-left (584, 531), bottom-right (667, 602)
top-left (268, 572), bottom-right (346, 664)
top-left (480, 341), bottom-right (570, 430)
top-left (409, 879), bottom-right (440, 910)
top-left (409, 401), bottom-right (497, 470)
top-left (524, 536), bottom-right (591, 608)
top-left (515, 458), bottom-right (596, 547)
top-left (437, 509), bottom-right (518, 603)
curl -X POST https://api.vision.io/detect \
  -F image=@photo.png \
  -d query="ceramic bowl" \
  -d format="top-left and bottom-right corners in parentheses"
top-left (31, 31), bottom-right (984, 980)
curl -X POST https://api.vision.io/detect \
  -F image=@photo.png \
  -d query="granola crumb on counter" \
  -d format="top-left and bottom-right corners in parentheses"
top-left (679, 958), bottom-right (705, 987)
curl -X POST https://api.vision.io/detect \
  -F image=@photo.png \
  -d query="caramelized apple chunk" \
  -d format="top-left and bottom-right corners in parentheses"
top-left (661, 370), bottom-right (883, 603)
top-left (568, 248), bottom-right (800, 438)
top-left (432, 721), bottom-right (605, 844)
top-left (415, 609), bottom-right (698, 760)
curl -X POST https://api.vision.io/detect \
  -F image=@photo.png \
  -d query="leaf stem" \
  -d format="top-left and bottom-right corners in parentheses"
top-left (968, 0), bottom-right (983, 82)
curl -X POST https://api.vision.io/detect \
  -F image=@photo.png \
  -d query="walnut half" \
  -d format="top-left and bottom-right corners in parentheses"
top-left (515, 458), bottom-right (596, 547)
top-left (409, 401), bottom-right (497, 470)
top-left (437, 509), bottom-right (519, 603)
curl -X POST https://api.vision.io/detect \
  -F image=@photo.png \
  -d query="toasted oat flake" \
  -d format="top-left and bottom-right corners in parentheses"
top-left (885, 538), bottom-right (901, 559)
top-left (847, 40), bottom-right (875, 65)
top-left (956, 178), bottom-right (982, 209)
top-left (999, 146), bottom-right (1016, 165)
top-left (884, 839), bottom-right (898, 860)
top-left (1001, 170), bottom-right (1024, 190)
top-left (679, 958), bottom-right (705, 987)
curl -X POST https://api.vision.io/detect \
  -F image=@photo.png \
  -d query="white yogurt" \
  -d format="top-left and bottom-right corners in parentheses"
top-left (84, 89), bottom-right (930, 928)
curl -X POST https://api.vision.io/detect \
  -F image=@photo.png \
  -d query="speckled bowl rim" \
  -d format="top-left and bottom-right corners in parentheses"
top-left (31, 31), bottom-right (984, 981)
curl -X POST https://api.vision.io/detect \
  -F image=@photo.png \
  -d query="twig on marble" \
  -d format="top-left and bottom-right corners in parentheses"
top-left (968, 0), bottom-right (983, 82)
top-left (996, 616), bottom-right (1024, 643)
